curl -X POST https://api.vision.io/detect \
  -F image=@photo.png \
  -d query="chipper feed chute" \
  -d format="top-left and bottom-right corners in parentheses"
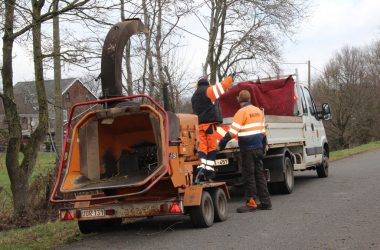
top-left (53, 19), bottom-right (169, 194)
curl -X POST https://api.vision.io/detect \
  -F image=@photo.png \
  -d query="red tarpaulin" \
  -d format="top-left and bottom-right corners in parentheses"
top-left (219, 75), bottom-right (295, 118)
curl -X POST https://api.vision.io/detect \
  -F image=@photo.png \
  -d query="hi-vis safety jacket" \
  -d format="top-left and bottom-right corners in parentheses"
top-left (206, 76), bottom-right (233, 102)
top-left (191, 76), bottom-right (233, 124)
top-left (228, 103), bottom-right (266, 150)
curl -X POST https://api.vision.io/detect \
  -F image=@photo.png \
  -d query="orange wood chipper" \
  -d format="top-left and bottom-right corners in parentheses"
top-left (50, 18), bottom-right (229, 234)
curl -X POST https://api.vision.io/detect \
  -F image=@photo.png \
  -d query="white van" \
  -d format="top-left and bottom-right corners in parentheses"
top-left (215, 75), bottom-right (332, 194)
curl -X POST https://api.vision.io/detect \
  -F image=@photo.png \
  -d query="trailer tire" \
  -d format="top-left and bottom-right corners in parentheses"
top-left (78, 218), bottom-right (122, 234)
top-left (274, 156), bottom-right (294, 194)
top-left (189, 191), bottom-right (214, 228)
top-left (78, 220), bottom-right (97, 234)
top-left (104, 218), bottom-right (122, 228)
top-left (210, 188), bottom-right (228, 222)
top-left (317, 149), bottom-right (329, 178)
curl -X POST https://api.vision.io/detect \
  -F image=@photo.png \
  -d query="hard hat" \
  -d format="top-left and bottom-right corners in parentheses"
top-left (197, 77), bottom-right (209, 86)
top-left (238, 90), bottom-right (251, 103)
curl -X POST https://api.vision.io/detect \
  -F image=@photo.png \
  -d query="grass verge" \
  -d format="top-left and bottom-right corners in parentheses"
top-left (0, 152), bottom-right (57, 217)
top-left (330, 141), bottom-right (380, 161)
top-left (0, 221), bottom-right (83, 250)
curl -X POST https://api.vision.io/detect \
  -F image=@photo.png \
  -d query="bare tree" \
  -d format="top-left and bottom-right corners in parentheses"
top-left (150, 0), bottom-right (194, 106)
top-left (0, 0), bottom-right (103, 223)
top-left (119, 0), bottom-right (193, 109)
top-left (121, 0), bottom-right (134, 95)
top-left (142, 0), bottom-right (156, 96)
top-left (53, 0), bottom-right (63, 164)
top-left (198, 0), bottom-right (309, 84)
top-left (312, 44), bottom-right (380, 150)
top-left (154, 0), bottom-right (166, 100)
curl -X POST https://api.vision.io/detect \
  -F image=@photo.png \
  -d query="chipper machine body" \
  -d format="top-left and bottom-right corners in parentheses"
top-left (50, 19), bottom-right (229, 234)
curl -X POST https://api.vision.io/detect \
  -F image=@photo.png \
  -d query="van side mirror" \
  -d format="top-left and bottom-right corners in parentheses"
top-left (322, 103), bottom-right (332, 120)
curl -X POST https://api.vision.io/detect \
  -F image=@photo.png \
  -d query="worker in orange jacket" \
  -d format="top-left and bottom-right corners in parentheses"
top-left (191, 74), bottom-right (234, 181)
top-left (218, 90), bottom-right (272, 212)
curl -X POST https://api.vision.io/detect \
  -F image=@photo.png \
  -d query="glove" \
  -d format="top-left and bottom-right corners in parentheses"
top-left (218, 141), bottom-right (227, 151)
top-left (228, 72), bottom-right (236, 79)
top-left (218, 132), bottom-right (232, 151)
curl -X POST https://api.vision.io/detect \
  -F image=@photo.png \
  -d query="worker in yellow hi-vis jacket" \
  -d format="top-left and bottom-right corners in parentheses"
top-left (191, 74), bottom-right (234, 182)
top-left (218, 90), bottom-right (272, 213)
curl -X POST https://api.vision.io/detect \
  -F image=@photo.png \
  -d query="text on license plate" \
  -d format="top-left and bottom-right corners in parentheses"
top-left (215, 159), bottom-right (229, 166)
top-left (81, 209), bottom-right (105, 218)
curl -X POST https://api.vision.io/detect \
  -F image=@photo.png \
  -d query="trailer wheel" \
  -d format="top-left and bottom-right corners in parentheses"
top-left (78, 218), bottom-right (122, 234)
top-left (275, 157), bottom-right (294, 194)
top-left (317, 149), bottom-right (329, 178)
top-left (104, 218), bottom-right (122, 228)
top-left (78, 220), bottom-right (97, 234)
top-left (189, 191), bottom-right (214, 228)
top-left (210, 188), bottom-right (228, 222)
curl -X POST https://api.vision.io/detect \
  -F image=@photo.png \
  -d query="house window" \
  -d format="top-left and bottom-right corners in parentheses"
top-left (63, 110), bottom-right (68, 122)
top-left (65, 93), bottom-right (70, 101)
top-left (21, 117), bottom-right (28, 129)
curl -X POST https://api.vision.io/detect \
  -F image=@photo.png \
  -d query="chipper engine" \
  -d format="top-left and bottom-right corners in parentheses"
top-left (50, 19), bottom-right (229, 234)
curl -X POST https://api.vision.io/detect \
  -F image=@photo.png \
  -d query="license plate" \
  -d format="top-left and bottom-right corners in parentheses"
top-left (215, 159), bottom-right (229, 166)
top-left (81, 209), bottom-right (105, 218)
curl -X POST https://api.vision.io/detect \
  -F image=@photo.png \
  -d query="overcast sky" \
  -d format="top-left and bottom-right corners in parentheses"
top-left (281, 0), bottom-right (380, 84)
top-left (3, 0), bottom-right (380, 85)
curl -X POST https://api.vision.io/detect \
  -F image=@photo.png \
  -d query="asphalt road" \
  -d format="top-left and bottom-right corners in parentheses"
top-left (59, 149), bottom-right (380, 250)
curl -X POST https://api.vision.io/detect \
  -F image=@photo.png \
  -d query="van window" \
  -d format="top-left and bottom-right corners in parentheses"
top-left (303, 87), bottom-right (316, 115)
top-left (299, 88), bottom-right (308, 115)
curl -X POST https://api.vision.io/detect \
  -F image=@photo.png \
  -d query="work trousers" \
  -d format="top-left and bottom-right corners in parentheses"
top-left (240, 148), bottom-right (271, 205)
top-left (198, 123), bottom-right (218, 161)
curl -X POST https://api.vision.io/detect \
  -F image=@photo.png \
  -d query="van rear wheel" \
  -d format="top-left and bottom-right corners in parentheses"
top-left (189, 191), bottom-right (214, 228)
top-left (273, 157), bottom-right (294, 194)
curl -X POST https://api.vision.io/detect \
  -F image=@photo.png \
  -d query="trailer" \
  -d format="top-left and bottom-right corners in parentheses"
top-left (50, 19), bottom-right (229, 233)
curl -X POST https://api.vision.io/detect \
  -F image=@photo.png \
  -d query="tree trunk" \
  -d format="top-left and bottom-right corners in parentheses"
top-left (1, 0), bottom-right (27, 223)
top-left (13, 0), bottom-right (50, 221)
top-left (142, 0), bottom-right (155, 96)
top-left (155, 0), bottom-right (166, 104)
top-left (163, 65), bottom-right (176, 111)
top-left (53, 0), bottom-right (63, 165)
top-left (121, 0), bottom-right (133, 95)
top-left (203, 0), bottom-right (218, 83)
top-left (1, 0), bottom-right (94, 224)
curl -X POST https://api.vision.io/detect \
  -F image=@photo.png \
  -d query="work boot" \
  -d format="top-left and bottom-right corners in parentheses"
top-left (236, 197), bottom-right (257, 213)
top-left (257, 203), bottom-right (272, 210)
top-left (193, 165), bottom-right (215, 183)
top-left (203, 168), bottom-right (215, 181)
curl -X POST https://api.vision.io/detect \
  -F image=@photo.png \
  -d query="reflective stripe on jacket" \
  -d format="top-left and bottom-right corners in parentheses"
top-left (206, 76), bottom-right (233, 102)
top-left (228, 103), bottom-right (266, 150)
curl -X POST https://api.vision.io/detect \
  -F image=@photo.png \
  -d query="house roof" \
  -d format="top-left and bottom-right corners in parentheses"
top-left (0, 77), bottom-right (98, 116)
top-left (14, 78), bottom-right (77, 98)
top-left (11, 78), bottom-right (78, 114)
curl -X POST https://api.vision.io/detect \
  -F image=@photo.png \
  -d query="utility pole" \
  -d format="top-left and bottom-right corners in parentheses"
top-left (307, 60), bottom-right (311, 89)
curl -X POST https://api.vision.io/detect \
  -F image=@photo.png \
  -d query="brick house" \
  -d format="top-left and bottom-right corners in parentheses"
top-left (0, 78), bottom-right (97, 141)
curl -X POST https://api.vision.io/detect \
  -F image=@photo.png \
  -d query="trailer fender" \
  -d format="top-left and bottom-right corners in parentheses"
top-left (184, 185), bottom-right (203, 206)
top-left (184, 182), bottom-right (230, 206)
